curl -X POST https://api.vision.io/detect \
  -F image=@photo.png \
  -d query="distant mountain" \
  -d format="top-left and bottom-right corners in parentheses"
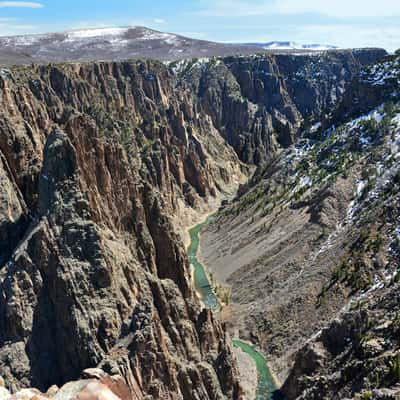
top-left (0, 26), bottom-right (342, 66)
top-left (0, 26), bottom-right (264, 66)
top-left (243, 41), bottom-right (339, 51)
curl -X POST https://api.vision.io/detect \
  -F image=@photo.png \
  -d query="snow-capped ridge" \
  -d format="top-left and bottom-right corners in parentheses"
top-left (243, 41), bottom-right (338, 51)
top-left (0, 25), bottom-right (270, 64)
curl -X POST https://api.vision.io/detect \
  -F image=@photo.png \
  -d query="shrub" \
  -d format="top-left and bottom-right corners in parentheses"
top-left (331, 262), bottom-right (347, 283)
top-left (394, 170), bottom-right (400, 185)
top-left (394, 270), bottom-right (400, 284)
top-left (390, 352), bottom-right (400, 382)
top-left (360, 391), bottom-right (372, 400)
top-left (141, 138), bottom-right (156, 153)
top-left (359, 118), bottom-right (379, 138)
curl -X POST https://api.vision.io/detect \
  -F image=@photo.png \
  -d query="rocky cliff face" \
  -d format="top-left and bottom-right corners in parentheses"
top-left (0, 48), bottom-right (389, 399)
top-left (0, 61), bottom-right (245, 399)
top-left (177, 49), bottom-right (386, 164)
top-left (281, 54), bottom-right (400, 400)
top-left (199, 53), bottom-right (400, 399)
top-left (282, 282), bottom-right (400, 400)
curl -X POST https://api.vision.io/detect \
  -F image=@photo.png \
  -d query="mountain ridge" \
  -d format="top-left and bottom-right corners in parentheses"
top-left (240, 41), bottom-right (338, 51)
top-left (0, 26), bottom-right (262, 66)
top-left (0, 25), bottom-right (382, 67)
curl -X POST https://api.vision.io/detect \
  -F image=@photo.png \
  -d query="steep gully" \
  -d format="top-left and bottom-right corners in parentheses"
top-left (187, 215), bottom-right (278, 399)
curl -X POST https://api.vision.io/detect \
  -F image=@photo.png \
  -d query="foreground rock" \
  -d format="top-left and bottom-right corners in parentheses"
top-left (1, 370), bottom-right (135, 400)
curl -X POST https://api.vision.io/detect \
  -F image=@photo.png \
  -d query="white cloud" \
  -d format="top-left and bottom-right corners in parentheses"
top-left (195, 0), bottom-right (400, 17)
top-left (276, 0), bottom-right (400, 17)
top-left (0, 1), bottom-right (43, 8)
top-left (153, 18), bottom-right (166, 24)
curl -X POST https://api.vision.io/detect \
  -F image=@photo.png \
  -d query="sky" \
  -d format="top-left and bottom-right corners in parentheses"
top-left (0, 0), bottom-right (399, 51)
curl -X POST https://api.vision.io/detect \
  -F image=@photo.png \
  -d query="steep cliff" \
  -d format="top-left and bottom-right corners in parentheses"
top-left (0, 48), bottom-right (389, 399)
top-left (199, 53), bottom-right (400, 398)
top-left (282, 54), bottom-right (400, 400)
top-left (176, 49), bottom-right (387, 164)
top-left (0, 61), bottom-right (245, 399)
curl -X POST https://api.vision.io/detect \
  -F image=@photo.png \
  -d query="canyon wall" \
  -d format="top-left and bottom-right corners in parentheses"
top-left (0, 61), bottom-right (244, 399)
top-left (0, 48), bottom-right (387, 399)
top-left (178, 48), bottom-right (386, 163)
top-left (200, 53), bottom-right (400, 399)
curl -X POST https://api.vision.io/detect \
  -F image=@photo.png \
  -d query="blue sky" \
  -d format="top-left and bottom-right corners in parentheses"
top-left (0, 0), bottom-right (399, 51)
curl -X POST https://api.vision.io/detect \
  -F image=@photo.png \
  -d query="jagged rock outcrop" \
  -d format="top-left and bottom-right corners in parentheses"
top-left (0, 61), bottom-right (245, 399)
top-left (177, 49), bottom-right (386, 164)
top-left (0, 127), bottom-right (242, 398)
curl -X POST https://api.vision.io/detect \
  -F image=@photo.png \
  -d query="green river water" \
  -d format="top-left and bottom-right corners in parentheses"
top-left (187, 217), bottom-right (277, 400)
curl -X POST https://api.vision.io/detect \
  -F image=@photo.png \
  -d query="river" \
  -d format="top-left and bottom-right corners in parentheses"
top-left (187, 216), bottom-right (277, 400)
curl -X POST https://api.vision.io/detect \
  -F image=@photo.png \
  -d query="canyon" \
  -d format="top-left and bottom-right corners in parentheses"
top-left (0, 45), bottom-right (399, 400)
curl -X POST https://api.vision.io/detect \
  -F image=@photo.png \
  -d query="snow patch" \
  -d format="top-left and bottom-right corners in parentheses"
top-left (348, 108), bottom-right (385, 129)
top-left (361, 59), bottom-right (400, 87)
top-left (67, 27), bottom-right (130, 39)
top-left (357, 181), bottom-right (366, 198)
top-left (141, 31), bottom-right (179, 46)
top-left (300, 176), bottom-right (312, 187)
top-left (246, 41), bottom-right (338, 51)
top-left (310, 122), bottom-right (322, 133)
